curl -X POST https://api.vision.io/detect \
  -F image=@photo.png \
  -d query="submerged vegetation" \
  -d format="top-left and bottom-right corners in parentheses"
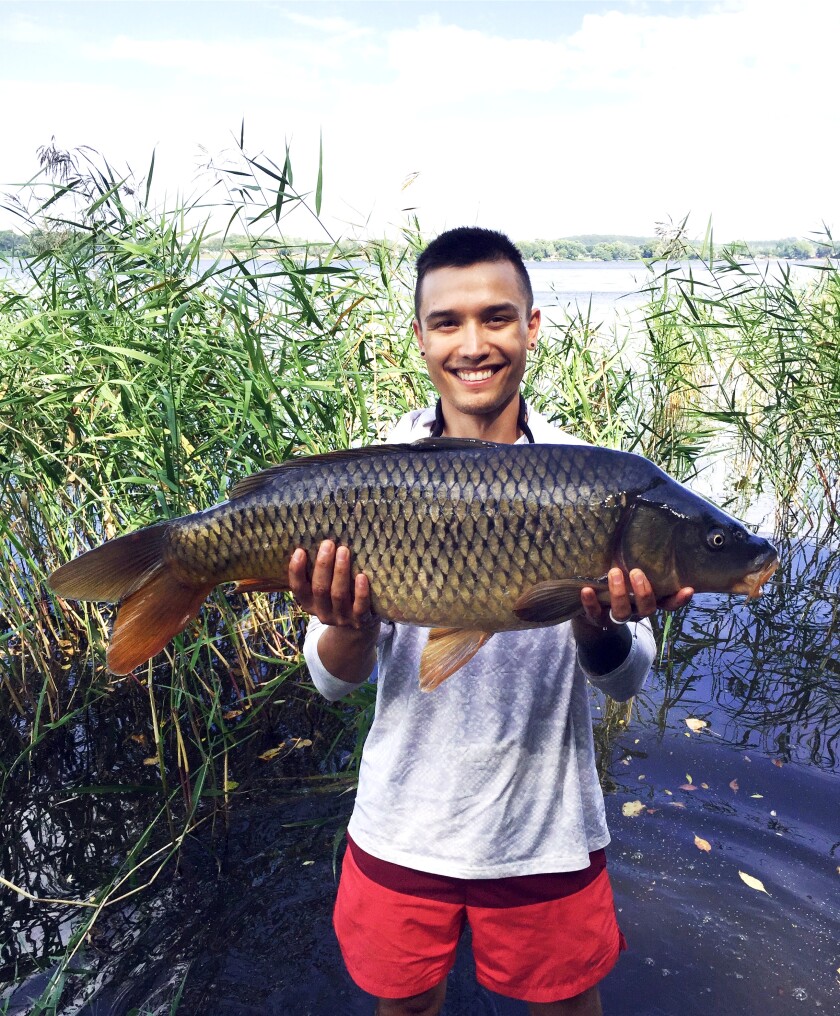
top-left (1, 135), bottom-right (839, 1012)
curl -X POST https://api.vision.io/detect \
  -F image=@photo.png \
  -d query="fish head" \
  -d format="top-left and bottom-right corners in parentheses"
top-left (618, 484), bottom-right (779, 598)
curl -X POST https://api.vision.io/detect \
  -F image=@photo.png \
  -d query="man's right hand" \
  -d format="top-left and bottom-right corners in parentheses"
top-left (288, 540), bottom-right (379, 630)
top-left (289, 541), bottom-right (381, 686)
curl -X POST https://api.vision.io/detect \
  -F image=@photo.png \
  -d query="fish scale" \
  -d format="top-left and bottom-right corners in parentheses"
top-left (167, 442), bottom-right (627, 631)
top-left (48, 437), bottom-right (779, 687)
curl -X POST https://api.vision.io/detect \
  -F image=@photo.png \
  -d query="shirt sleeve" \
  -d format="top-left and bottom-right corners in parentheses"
top-left (303, 609), bottom-right (394, 702)
top-left (579, 619), bottom-right (656, 702)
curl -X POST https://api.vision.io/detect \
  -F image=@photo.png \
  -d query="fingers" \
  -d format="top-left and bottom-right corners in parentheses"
top-left (288, 547), bottom-right (311, 609)
top-left (579, 584), bottom-right (606, 625)
top-left (287, 541), bottom-right (376, 628)
top-left (658, 587), bottom-right (694, 612)
top-left (608, 567), bottom-right (638, 622)
top-left (352, 572), bottom-right (376, 627)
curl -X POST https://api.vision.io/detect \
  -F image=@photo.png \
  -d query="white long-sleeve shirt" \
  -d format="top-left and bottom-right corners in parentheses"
top-left (304, 405), bottom-right (656, 878)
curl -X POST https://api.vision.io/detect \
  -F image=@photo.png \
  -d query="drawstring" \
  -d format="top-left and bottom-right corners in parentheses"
top-left (430, 394), bottom-right (534, 443)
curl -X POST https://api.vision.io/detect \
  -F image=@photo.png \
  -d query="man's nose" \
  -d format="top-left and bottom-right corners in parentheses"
top-left (458, 320), bottom-right (487, 357)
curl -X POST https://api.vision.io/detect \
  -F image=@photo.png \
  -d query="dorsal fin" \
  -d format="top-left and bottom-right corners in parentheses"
top-left (227, 438), bottom-right (503, 500)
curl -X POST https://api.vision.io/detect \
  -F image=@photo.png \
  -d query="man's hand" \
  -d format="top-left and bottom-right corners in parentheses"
top-left (290, 540), bottom-right (380, 686)
top-left (572, 568), bottom-right (693, 676)
top-left (288, 540), bottom-right (379, 630)
top-left (579, 567), bottom-right (694, 628)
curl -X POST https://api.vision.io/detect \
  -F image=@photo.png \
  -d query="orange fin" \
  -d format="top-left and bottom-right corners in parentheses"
top-left (232, 577), bottom-right (290, 594)
top-left (513, 579), bottom-right (609, 624)
top-left (49, 523), bottom-right (170, 602)
top-left (106, 568), bottom-right (214, 675)
top-left (419, 628), bottom-right (494, 692)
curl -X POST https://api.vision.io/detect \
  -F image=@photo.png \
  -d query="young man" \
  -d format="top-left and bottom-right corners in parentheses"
top-left (289, 228), bottom-right (693, 1016)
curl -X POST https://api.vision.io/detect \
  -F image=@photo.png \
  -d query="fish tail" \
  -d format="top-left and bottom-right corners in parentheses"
top-left (49, 523), bottom-right (213, 675)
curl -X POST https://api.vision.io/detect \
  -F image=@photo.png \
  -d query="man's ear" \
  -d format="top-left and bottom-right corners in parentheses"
top-left (527, 307), bottom-right (541, 350)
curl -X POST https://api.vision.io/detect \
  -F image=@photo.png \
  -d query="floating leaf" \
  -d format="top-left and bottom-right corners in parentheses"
top-left (663, 789), bottom-right (673, 796)
top-left (729, 779), bottom-right (739, 792)
top-left (739, 870), bottom-right (769, 894)
top-left (701, 783), bottom-right (709, 789)
top-left (679, 784), bottom-right (698, 791)
top-left (258, 744), bottom-right (286, 761)
top-left (685, 718), bottom-right (707, 733)
top-left (751, 794), bottom-right (764, 799)
top-left (622, 800), bottom-right (646, 817)
top-left (670, 802), bottom-right (686, 808)
top-left (142, 756), bottom-right (158, 766)
top-left (224, 779), bottom-right (239, 791)
top-left (694, 835), bottom-right (712, 852)
top-left (291, 737), bottom-right (313, 749)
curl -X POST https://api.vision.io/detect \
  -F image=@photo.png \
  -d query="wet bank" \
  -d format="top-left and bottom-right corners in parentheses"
top-left (2, 534), bottom-right (839, 1015)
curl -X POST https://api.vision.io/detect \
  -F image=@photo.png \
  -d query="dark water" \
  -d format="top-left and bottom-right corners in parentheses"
top-left (2, 534), bottom-right (839, 1015)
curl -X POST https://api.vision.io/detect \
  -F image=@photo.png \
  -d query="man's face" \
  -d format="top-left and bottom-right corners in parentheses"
top-left (413, 260), bottom-right (540, 425)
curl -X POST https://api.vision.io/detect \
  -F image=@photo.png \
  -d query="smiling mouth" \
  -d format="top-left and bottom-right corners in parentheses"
top-left (452, 366), bottom-right (502, 382)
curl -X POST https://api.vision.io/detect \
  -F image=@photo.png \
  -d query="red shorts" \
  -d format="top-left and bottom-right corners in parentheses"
top-left (334, 835), bottom-right (626, 1003)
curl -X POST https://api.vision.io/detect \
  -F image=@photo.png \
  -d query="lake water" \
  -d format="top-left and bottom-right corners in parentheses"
top-left (2, 534), bottom-right (838, 1015)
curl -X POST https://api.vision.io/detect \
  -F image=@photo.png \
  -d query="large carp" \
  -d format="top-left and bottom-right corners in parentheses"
top-left (49, 438), bottom-right (778, 690)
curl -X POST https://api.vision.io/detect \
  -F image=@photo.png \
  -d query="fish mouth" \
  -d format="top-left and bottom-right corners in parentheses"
top-left (730, 552), bottom-right (780, 598)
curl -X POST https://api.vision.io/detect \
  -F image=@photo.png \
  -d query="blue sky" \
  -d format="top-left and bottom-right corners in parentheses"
top-left (1, 1), bottom-right (836, 243)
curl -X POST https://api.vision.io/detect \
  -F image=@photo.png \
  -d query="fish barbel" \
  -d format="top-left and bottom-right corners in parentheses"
top-left (49, 438), bottom-right (779, 690)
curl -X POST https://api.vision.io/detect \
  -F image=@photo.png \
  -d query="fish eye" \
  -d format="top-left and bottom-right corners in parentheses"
top-left (707, 527), bottom-right (727, 550)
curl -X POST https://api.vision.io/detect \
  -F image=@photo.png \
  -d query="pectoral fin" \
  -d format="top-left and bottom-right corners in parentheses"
top-left (419, 628), bottom-right (495, 692)
top-left (513, 579), bottom-right (609, 624)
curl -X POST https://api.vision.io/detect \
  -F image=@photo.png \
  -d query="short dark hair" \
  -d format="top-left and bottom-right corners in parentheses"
top-left (414, 226), bottom-right (533, 320)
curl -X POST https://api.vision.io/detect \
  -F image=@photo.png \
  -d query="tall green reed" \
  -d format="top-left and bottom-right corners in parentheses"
top-left (635, 225), bottom-right (840, 526)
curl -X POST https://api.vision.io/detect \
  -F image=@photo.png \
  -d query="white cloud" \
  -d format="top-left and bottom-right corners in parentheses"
top-left (1, 2), bottom-right (837, 240)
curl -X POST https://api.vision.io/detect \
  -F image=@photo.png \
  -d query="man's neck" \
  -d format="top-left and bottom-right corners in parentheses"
top-left (438, 397), bottom-right (523, 444)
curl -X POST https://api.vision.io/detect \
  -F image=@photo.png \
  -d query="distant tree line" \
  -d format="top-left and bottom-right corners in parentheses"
top-left (515, 234), bottom-right (835, 262)
top-left (1, 228), bottom-right (834, 263)
top-left (0, 230), bottom-right (32, 256)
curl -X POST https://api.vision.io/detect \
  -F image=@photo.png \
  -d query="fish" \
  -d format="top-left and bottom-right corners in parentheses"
top-left (48, 437), bottom-right (779, 691)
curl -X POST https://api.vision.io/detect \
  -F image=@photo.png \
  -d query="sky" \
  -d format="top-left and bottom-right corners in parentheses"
top-left (1, 0), bottom-right (837, 243)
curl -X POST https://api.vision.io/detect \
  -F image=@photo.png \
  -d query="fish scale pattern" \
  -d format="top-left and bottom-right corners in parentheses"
top-left (168, 443), bottom-right (639, 631)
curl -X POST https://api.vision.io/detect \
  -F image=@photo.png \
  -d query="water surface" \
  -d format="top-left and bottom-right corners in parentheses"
top-left (3, 535), bottom-right (838, 1015)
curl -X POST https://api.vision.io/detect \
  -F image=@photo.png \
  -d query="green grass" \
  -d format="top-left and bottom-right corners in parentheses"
top-left (1, 133), bottom-right (838, 1013)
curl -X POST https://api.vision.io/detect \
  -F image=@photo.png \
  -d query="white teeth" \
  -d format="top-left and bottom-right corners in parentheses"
top-left (456, 368), bottom-right (494, 382)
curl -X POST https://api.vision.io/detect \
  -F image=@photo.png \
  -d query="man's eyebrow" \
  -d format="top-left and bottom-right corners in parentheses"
top-left (424, 302), bottom-right (520, 324)
top-left (482, 302), bottom-right (521, 316)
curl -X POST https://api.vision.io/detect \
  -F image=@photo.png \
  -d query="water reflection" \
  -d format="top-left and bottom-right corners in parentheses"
top-left (2, 536), bottom-right (838, 1014)
top-left (0, 697), bottom-right (162, 987)
top-left (648, 533), bottom-right (840, 771)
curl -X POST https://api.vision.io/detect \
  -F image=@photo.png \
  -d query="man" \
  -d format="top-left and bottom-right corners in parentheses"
top-left (289, 228), bottom-right (693, 1016)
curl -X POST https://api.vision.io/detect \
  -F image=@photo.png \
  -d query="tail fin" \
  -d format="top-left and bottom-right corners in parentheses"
top-left (49, 524), bottom-right (213, 675)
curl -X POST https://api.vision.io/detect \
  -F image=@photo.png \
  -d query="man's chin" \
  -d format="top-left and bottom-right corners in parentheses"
top-left (447, 390), bottom-right (519, 419)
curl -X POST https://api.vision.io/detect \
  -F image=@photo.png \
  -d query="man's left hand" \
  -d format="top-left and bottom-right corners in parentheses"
top-left (579, 567), bottom-right (693, 628)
